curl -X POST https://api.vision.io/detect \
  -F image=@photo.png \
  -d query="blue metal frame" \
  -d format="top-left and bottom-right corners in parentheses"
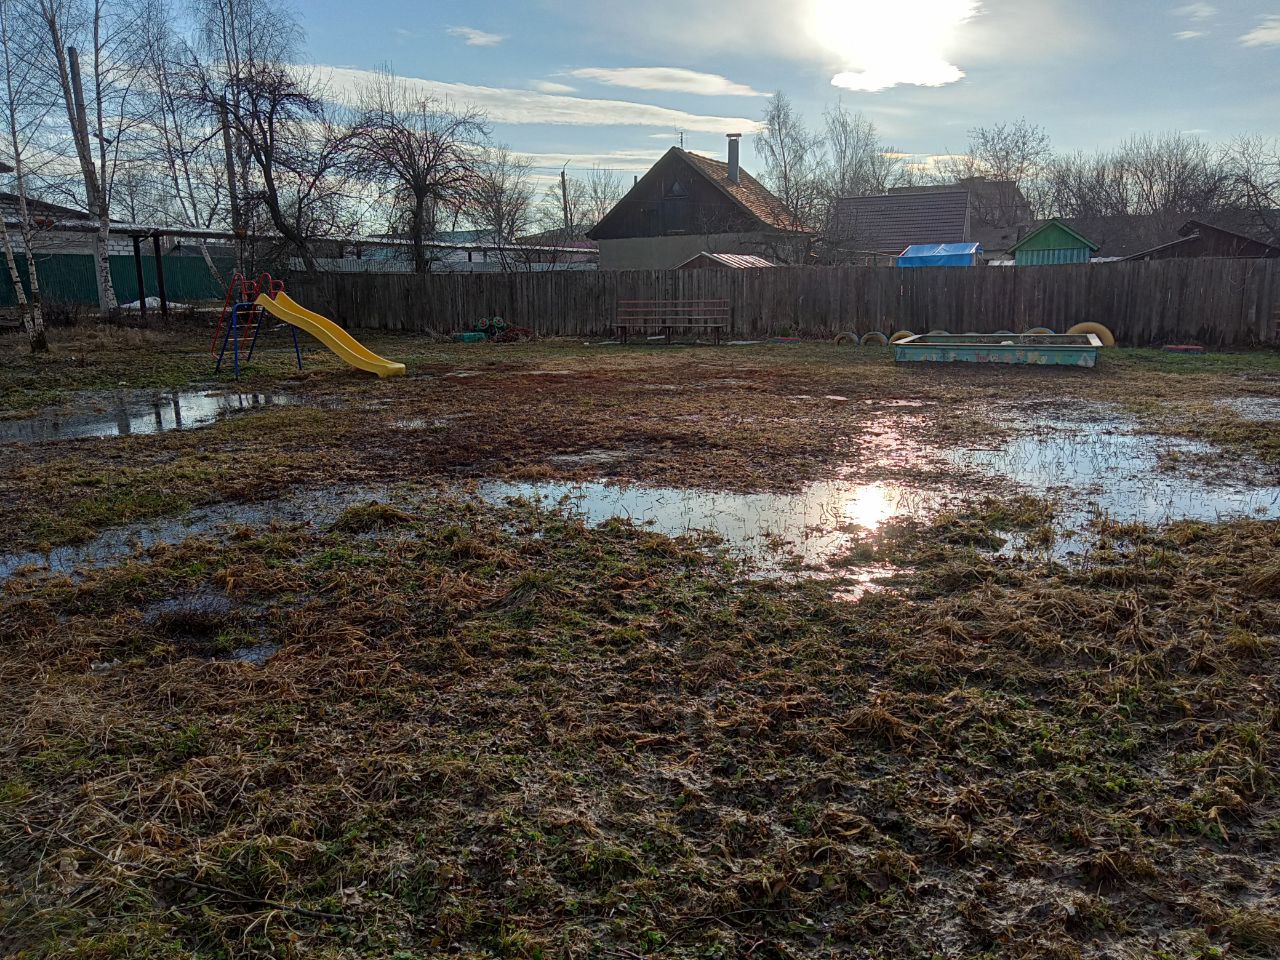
top-left (215, 301), bottom-right (303, 379)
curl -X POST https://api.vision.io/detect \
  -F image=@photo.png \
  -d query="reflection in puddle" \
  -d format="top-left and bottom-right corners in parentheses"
top-left (1220, 397), bottom-right (1278, 423)
top-left (951, 413), bottom-right (1280, 528)
top-left (479, 476), bottom-right (939, 576)
top-left (0, 390), bottom-right (291, 443)
top-left (7, 404), bottom-right (1280, 599)
top-left (0, 486), bottom-right (394, 582)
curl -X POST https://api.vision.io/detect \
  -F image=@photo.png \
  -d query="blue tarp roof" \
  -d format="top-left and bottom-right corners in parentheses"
top-left (898, 242), bottom-right (982, 268)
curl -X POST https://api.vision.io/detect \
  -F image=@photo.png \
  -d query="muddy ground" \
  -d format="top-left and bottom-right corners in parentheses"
top-left (1, 326), bottom-right (1279, 959)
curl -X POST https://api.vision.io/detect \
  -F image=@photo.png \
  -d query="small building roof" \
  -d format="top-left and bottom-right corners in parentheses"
top-left (677, 251), bottom-right (775, 269)
top-left (1123, 220), bottom-right (1280, 261)
top-left (831, 190), bottom-right (971, 254)
top-left (1008, 218), bottom-right (1100, 254)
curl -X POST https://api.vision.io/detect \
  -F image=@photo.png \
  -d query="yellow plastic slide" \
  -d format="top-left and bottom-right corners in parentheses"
top-left (254, 292), bottom-right (406, 378)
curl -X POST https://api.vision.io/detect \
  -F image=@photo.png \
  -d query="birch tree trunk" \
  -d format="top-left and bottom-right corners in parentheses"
top-left (1, 0), bottom-right (45, 350)
top-left (0, 217), bottom-right (32, 333)
top-left (37, 2), bottom-right (117, 312)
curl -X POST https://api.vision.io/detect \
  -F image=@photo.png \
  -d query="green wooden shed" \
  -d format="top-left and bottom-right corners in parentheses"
top-left (1009, 219), bottom-right (1100, 266)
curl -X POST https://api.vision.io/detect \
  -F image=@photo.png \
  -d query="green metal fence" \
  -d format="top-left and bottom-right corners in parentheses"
top-left (0, 252), bottom-right (236, 307)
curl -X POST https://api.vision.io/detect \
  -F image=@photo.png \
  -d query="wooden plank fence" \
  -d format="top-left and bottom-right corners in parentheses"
top-left (287, 259), bottom-right (1280, 348)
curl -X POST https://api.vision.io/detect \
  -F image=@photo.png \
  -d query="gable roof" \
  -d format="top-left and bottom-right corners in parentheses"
top-left (1008, 218), bottom-right (1100, 254)
top-left (1123, 220), bottom-right (1280, 261)
top-left (830, 190), bottom-right (971, 254)
top-left (1179, 219), bottom-right (1280, 246)
top-left (0, 191), bottom-right (95, 223)
top-left (676, 149), bottom-right (796, 233)
top-left (677, 251), bottom-right (775, 269)
top-left (588, 147), bottom-right (797, 240)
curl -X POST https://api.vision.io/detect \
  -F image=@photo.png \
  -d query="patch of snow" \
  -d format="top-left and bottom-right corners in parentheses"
top-left (120, 296), bottom-right (190, 310)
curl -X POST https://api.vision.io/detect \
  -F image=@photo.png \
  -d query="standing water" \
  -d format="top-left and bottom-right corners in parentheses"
top-left (0, 390), bottom-right (291, 443)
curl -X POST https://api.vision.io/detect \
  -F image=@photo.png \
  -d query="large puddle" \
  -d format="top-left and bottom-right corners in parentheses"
top-left (0, 390), bottom-right (291, 443)
top-left (480, 476), bottom-right (939, 576)
top-left (480, 406), bottom-right (1280, 574)
top-left (951, 411), bottom-right (1280, 528)
top-left (5, 404), bottom-right (1279, 592)
top-left (0, 487), bottom-right (392, 581)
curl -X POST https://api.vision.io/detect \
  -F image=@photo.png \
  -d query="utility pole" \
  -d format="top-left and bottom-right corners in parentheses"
top-left (560, 164), bottom-right (571, 237)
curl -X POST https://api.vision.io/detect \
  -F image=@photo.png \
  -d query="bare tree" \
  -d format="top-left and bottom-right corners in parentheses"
top-left (193, 53), bottom-right (351, 271)
top-left (755, 91), bottom-right (824, 234)
top-left (30, 0), bottom-right (117, 309)
top-left (134, 2), bottom-right (227, 233)
top-left (820, 104), bottom-right (908, 201)
top-left (1230, 135), bottom-right (1280, 243)
top-left (533, 164), bottom-right (624, 241)
top-left (0, 0), bottom-right (48, 348)
top-left (1119, 132), bottom-right (1235, 217)
top-left (584, 165), bottom-right (624, 226)
top-left (468, 144), bottom-right (533, 270)
top-left (939, 119), bottom-right (1053, 221)
top-left (1043, 150), bottom-right (1133, 219)
top-left (187, 0), bottom-right (320, 268)
top-left (1, 0), bottom-right (46, 349)
top-left (1043, 132), bottom-right (1238, 228)
top-left (348, 69), bottom-right (488, 273)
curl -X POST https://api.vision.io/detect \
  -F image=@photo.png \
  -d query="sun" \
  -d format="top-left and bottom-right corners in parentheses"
top-left (806, 0), bottom-right (980, 92)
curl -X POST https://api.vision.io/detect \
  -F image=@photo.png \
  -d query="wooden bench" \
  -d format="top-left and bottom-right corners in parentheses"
top-left (616, 299), bottom-right (730, 346)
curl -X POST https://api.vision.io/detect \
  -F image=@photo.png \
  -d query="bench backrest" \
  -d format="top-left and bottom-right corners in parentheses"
top-left (617, 300), bottom-right (731, 326)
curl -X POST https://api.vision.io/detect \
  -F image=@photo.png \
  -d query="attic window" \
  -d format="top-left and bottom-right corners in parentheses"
top-left (666, 180), bottom-right (689, 199)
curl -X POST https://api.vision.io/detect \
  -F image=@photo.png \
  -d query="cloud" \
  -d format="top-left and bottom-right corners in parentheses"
top-left (1241, 16), bottom-right (1280, 48)
top-left (520, 149), bottom-right (668, 170)
top-left (555, 0), bottom-right (1084, 89)
top-left (568, 67), bottom-right (762, 97)
top-left (530, 80), bottom-right (577, 94)
top-left (1175, 30), bottom-right (1205, 40)
top-left (809, 0), bottom-right (982, 92)
top-left (310, 65), bottom-right (762, 134)
top-left (1174, 3), bottom-right (1217, 21)
top-left (447, 26), bottom-right (506, 47)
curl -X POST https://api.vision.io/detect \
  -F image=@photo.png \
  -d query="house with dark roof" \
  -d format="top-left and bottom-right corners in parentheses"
top-left (829, 189), bottom-right (971, 263)
top-left (587, 137), bottom-right (803, 270)
top-left (828, 178), bottom-right (1035, 264)
top-left (1125, 220), bottom-right (1280, 261)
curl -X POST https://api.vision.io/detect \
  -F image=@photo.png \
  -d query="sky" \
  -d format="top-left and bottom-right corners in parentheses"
top-left (297, 0), bottom-right (1280, 187)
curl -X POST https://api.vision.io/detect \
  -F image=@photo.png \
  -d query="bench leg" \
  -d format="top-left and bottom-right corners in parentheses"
top-left (666, 326), bottom-right (671, 345)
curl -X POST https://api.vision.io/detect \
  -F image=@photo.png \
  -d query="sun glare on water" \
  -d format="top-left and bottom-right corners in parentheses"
top-left (807, 0), bottom-right (980, 92)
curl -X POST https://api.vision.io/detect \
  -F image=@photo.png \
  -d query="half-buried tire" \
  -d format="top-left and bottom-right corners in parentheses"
top-left (1067, 322), bottom-right (1116, 346)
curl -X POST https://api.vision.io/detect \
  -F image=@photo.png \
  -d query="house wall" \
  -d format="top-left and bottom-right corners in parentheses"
top-left (1015, 248), bottom-right (1092, 266)
top-left (598, 232), bottom-right (776, 271)
top-left (1142, 233), bottom-right (1280, 260)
